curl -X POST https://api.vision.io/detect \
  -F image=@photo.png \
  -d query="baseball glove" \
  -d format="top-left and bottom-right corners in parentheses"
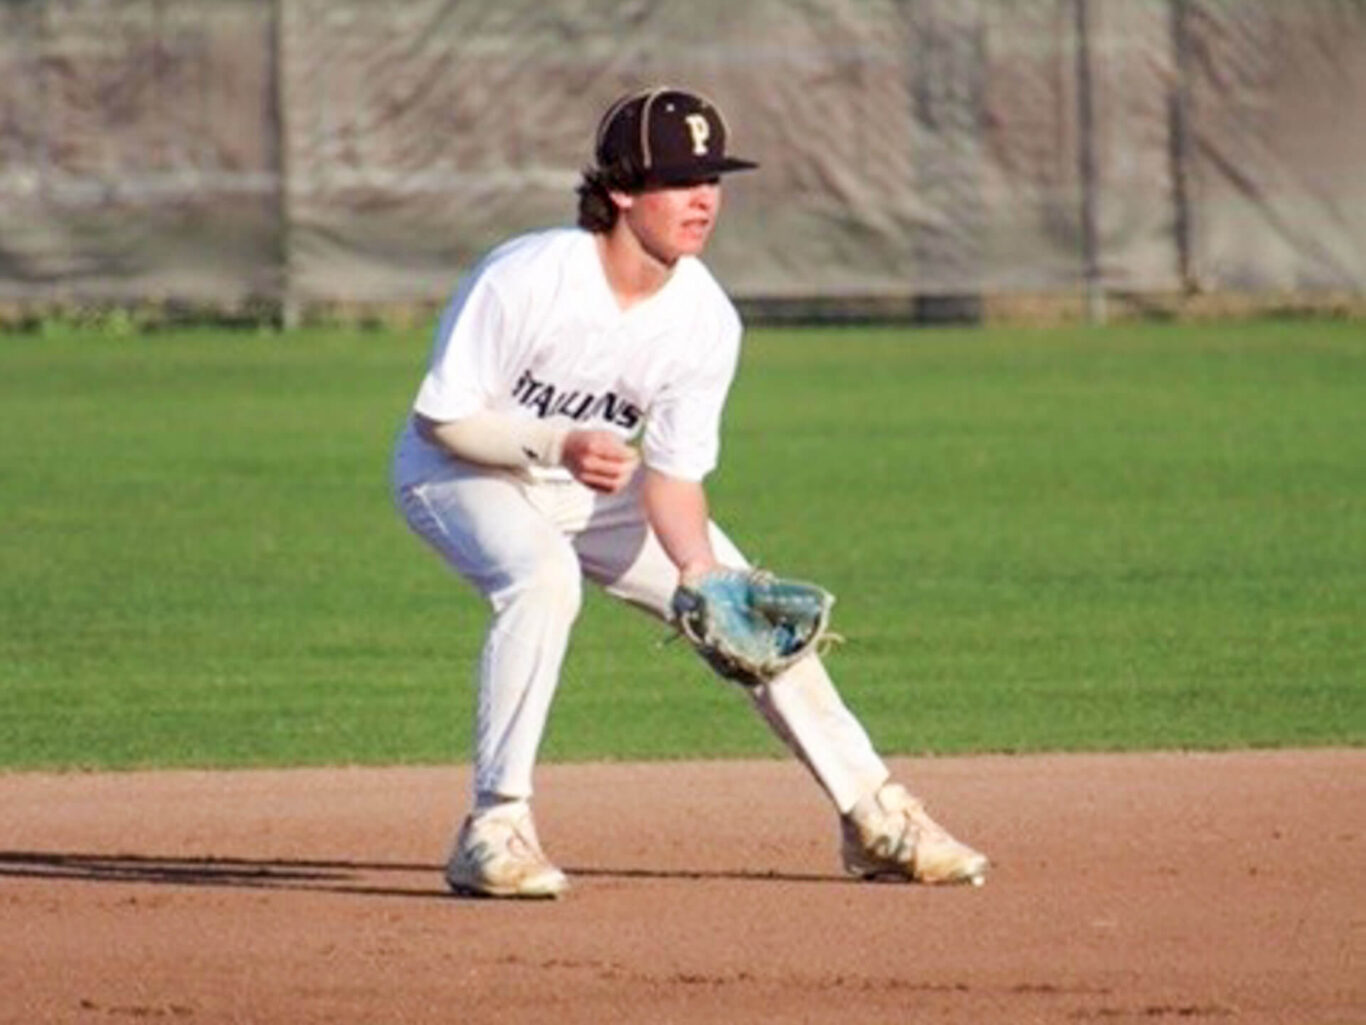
top-left (670, 568), bottom-right (836, 687)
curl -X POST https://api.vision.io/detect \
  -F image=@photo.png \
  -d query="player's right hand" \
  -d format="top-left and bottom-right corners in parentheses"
top-left (561, 430), bottom-right (640, 493)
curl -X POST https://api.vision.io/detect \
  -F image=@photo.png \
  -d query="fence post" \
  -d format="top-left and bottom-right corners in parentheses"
top-left (1167, 0), bottom-right (1196, 294)
top-left (1074, 0), bottom-right (1106, 325)
top-left (272, 0), bottom-right (300, 329)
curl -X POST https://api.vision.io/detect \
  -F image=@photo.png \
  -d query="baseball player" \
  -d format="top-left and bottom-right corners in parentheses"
top-left (391, 86), bottom-right (988, 898)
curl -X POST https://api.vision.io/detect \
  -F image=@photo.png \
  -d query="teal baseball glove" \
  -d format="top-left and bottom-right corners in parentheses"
top-left (670, 568), bottom-right (835, 687)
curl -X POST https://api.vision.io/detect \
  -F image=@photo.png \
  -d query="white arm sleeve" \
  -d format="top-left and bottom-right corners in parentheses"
top-left (415, 412), bottom-right (571, 470)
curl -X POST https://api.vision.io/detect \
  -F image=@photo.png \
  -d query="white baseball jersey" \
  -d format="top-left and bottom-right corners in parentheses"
top-left (391, 226), bottom-right (893, 817)
top-left (404, 227), bottom-right (742, 482)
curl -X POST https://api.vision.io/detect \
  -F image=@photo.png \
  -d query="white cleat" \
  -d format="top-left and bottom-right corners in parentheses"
top-left (445, 806), bottom-right (569, 899)
top-left (841, 782), bottom-right (989, 886)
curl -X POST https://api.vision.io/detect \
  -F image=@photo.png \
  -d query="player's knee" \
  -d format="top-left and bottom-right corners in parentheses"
top-left (536, 546), bottom-right (584, 615)
top-left (498, 543), bottom-right (583, 619)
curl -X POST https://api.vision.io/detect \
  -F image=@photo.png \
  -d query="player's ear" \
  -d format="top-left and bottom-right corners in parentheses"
top-left (608, 189), bottom-right (636, 213)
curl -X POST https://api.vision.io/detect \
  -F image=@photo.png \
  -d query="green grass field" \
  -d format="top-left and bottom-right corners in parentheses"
top-left (1, 319), bottom-right (1362, 770)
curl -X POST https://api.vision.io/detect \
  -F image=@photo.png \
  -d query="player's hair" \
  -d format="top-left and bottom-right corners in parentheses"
top-left (575, 162), bottom-right (644, 233)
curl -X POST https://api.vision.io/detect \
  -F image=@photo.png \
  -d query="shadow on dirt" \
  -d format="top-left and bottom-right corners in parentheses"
top-left (0, 850), bottom-right (840, 899)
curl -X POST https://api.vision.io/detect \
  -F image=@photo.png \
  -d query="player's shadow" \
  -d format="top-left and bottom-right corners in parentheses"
top-left (0, 850), bottom-right (438, 899)
top-left (0, 850), bottom-right (837, 900)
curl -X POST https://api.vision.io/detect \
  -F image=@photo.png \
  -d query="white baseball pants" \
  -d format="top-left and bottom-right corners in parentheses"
top-left (393, 449), bottom-right (890, 814)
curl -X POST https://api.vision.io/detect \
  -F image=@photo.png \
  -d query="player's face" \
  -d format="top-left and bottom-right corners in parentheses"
top-left (619, 178), bottom-right (722, 265)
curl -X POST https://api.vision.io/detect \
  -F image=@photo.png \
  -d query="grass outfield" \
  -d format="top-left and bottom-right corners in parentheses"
top-left (1, 319), bottom-right (1362, 770)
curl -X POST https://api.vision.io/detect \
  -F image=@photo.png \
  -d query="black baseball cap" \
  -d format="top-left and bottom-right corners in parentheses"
top-left (594, 87), bottom-right (759, 187)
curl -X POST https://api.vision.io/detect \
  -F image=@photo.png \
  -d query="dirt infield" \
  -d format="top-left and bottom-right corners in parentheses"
top-left (2, 750), bottom-right (1361, 1025)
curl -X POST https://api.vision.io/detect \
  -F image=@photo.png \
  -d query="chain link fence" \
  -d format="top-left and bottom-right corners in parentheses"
top-left (2, 0), bottom-right (1364, 324)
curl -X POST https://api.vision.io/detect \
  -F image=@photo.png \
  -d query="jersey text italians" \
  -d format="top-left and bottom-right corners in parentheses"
top-left (512, 369), bottom-right (643, 430)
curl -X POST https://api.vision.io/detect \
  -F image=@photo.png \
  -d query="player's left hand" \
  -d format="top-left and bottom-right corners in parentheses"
top-left (671, 567), bottom-right (835, 687)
